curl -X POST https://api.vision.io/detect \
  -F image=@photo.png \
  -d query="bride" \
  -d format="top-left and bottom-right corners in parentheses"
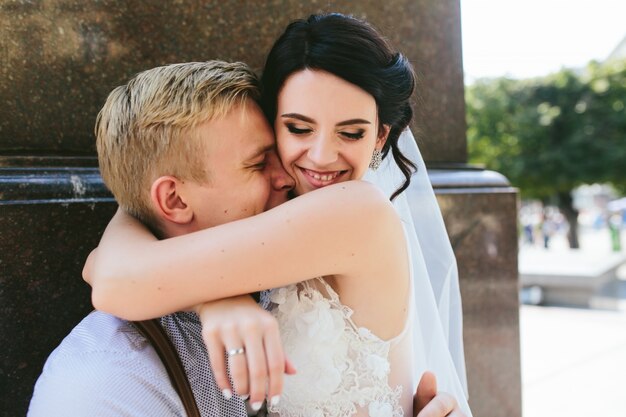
top-left (86, 13), bottom-right (470, 417)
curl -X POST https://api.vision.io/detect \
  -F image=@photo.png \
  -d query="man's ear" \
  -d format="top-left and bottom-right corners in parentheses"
top-left (377, 124), bottom-right (391, 150)
top-left (150, 176), bottom-right (194, 225)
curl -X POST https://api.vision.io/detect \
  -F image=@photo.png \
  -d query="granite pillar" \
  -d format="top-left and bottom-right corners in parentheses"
top-left (1, 1), bottom-right (520, 416)
top-left (432, 170), bottom-right (521, 416)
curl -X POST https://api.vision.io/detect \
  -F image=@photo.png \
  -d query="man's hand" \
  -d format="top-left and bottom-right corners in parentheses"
top-left (196, 295), bottom-right (296, 410)
top-left (414, 371), bottom-right (467, 417)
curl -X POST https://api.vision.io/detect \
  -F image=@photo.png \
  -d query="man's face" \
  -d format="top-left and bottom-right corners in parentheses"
top-left (183, 100), bottom-right (293, 231)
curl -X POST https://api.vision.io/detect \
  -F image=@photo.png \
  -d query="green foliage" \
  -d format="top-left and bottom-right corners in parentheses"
top-left (466, 59), bottom-right (626, 200)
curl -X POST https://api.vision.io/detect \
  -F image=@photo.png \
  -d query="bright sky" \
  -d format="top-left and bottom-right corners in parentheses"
top-left (461, 0), bottom-right (626, 82)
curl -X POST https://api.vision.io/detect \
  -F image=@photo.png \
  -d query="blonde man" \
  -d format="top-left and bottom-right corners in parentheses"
top-left (29, 61), bottom-right (293, 417)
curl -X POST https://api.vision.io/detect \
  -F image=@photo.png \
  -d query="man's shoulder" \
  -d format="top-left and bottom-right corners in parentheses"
top-left (53, 310), bottom-right (147, 355)
top-left (28, 311), bottom-right (184, 417)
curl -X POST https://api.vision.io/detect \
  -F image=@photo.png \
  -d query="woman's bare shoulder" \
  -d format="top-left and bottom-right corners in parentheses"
top-left (271, 180), bottom-right (395, 221)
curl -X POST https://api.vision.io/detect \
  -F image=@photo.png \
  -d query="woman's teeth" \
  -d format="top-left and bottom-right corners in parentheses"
top-left (305, 169), bottom-right (341, 181)
top-left (311, 172), bottom-right (339, 181)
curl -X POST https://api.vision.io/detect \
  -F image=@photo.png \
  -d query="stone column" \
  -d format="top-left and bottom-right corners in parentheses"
top-left (1, 1), bottom-right (520, 416)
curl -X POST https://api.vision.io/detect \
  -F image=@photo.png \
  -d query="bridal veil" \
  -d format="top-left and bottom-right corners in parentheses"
top-left (363, 129), bottom-right (471, 415)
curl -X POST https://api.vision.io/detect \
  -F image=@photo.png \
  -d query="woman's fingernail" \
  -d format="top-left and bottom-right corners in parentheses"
top-left (240, 394), bottom-right (249, 400)
top-left (222, 389), bottom-right (232, 400)
top-left (270, 395), bottom-right (281, 406)
top-left (251, 401), bottom-right (263, 411)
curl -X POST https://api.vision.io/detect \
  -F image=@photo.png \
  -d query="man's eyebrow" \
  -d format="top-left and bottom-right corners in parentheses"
top-left (244, 144), bottom-right (274, 162)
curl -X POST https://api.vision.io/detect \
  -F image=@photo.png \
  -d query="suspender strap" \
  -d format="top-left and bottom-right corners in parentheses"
top-left (133, 319), bottom-right (201, 417)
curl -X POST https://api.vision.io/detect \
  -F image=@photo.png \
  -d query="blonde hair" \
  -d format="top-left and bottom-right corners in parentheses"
top-left (96, 61), bottom-right (260, 231)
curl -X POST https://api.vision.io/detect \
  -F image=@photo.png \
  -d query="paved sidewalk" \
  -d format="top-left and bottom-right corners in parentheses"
top-left (519, 228), bottom-right (626, 416)
top-left (520, 305), bottom-right (626, 417)
top-left (519, 226), bottom-right (625, 257)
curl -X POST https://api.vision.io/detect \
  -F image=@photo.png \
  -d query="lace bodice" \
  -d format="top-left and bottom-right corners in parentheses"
top-left (267, 278), bottom-right (412, 417)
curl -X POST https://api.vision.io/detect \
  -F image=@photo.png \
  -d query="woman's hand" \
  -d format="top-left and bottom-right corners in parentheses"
top-left (195, 295), bottom-right (296, 410)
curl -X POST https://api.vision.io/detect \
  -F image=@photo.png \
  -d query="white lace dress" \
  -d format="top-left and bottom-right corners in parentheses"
top-left (266, 278), bottom-right (414, 417)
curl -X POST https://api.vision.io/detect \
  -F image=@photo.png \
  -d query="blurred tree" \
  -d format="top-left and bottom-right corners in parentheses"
top-left (466, 60), bottom-right (626, 248)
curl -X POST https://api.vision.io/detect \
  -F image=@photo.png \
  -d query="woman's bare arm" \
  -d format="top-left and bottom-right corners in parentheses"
top-left (88, 181), bottom-right (406, 320)
top-left (83, 207), bottom-right (159, 286)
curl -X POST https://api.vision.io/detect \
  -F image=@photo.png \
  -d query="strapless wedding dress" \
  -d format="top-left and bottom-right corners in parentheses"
top-left (266, 278), bottom-right (413, 417)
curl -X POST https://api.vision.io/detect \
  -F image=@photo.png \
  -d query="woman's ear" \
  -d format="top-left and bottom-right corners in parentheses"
top-left (150, 176), bottom-right (194, 225)
top-left (377, 124), bottom-right (391, 150)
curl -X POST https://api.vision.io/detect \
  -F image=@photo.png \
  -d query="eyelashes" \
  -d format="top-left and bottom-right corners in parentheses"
top-left (341, 131), bottom-right (365, 140)
top-left (285, 123), bottom-right (365, 140)
top-left (286, 124), bottom-right (312, 135)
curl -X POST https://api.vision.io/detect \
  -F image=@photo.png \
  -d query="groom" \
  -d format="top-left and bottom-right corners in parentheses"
top-left (29, 61), bottom-right (465, 417)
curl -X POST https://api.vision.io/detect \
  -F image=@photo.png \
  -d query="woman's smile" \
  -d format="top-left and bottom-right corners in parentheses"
top-left (298, 167), bottom-right (348, 188)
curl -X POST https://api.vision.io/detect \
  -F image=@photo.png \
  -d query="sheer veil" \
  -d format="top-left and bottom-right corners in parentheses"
top-left (363, 129), bottom-right (471, 415)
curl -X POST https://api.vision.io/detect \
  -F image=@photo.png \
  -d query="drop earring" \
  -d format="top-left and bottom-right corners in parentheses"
top-left (369, 149), bottom-right (383, 171)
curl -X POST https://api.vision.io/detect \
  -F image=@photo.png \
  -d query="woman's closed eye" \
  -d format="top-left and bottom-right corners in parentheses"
top-left (286, 123), bottom-right (312, 135)
top-left (339, 130), bottom-right (365, 140)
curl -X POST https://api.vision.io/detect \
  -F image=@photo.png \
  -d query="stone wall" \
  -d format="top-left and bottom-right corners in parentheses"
top-left (0, 0), bottom-right (465, 160)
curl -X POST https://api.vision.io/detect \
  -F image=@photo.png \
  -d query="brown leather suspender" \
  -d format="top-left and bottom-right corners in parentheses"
top-left (133, 319), bottom-right (201, 417)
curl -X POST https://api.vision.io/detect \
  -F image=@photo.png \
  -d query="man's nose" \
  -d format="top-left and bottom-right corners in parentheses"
top-left (265, 149), bottom-right (294, 191)
top-left (270, 162), bottom-right (295, 191)
top-left (265, 155), bottom-right (294, 210)
top-left (307, 134), bottom-right (338, 166)
top-left (266, 150), bottom-right (294, 191)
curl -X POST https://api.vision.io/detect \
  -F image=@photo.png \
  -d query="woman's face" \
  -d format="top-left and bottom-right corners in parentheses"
top-left (275, 69), bottom-right (388, 196)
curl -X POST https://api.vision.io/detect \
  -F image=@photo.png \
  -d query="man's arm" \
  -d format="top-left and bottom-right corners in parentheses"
top-left (414, 372), bottom-right (468, 417)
